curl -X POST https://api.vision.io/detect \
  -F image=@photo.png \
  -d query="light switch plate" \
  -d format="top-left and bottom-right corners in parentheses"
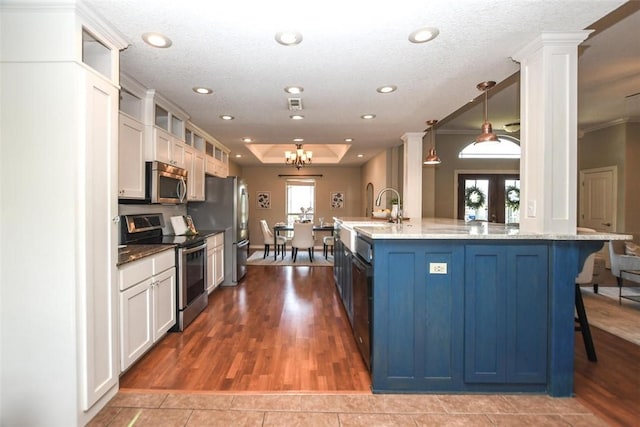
top-left (429, 262), bottom-right (447, 274)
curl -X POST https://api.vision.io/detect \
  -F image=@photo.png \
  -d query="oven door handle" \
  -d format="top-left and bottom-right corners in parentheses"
top-left (182, 242), bottom-right (207, 254)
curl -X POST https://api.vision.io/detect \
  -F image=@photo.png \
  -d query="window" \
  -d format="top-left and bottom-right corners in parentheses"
top-left (457, 174), bottom-right (520, 224)
top-left (286, 179), bottom-right (315, 223)
top-left (458, 136), bottom-right (521, 159)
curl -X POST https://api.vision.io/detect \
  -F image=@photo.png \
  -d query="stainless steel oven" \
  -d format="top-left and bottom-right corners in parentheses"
top-left (176, 241), bottom-right (208, 331)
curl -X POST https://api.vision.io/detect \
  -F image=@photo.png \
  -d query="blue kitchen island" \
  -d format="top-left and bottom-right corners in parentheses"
top-left (334, 218), bottom-right (630, 397)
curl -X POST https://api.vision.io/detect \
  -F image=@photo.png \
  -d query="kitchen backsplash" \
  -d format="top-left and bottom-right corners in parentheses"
top-left (119, 203), bottom-right (188, 239)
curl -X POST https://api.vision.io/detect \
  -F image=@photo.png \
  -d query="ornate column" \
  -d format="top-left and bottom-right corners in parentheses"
top-left (512, 31), bottom-right (591, 233)
top-left (401, 132), bottom-right (425, 220)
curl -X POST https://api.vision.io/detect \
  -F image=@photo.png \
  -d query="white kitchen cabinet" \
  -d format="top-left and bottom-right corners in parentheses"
top-left (119, 250), bottom-right (176, 372)
top-left (153, 126), bottom-right (185, 168)
top-left (118, 112), bottom-right (145, 199)
top-left (206, 233), bottom-right (225, 293)
top-left (1, 5), bottom-right (126, 425)
top-left (185, 145), bottom-right (205, 201)
top-left (205, 139), bottom-right (230, 178)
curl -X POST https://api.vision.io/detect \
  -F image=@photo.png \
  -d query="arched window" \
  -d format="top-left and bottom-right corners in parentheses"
top-left (458, 136), bottom-right (520, 159)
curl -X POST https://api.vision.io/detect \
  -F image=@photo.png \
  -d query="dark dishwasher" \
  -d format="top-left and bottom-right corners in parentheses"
top-left (352, 235), bottom-right (373, 371)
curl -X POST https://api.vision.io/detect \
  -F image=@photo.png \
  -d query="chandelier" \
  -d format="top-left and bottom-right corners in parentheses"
top-left (285, 144), bottom-right (312, 169)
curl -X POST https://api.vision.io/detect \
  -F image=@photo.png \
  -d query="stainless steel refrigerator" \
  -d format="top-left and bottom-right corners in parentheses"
top-left (187, 176), bottom-right (249, 286)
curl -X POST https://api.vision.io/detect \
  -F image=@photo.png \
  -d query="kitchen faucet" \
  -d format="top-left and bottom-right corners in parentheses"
top-left (375, 187), bottom-right (402, 224)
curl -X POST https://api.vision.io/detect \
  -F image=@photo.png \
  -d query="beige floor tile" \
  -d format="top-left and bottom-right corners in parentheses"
top-left (413, 413), bottom-right (494, 426)
top-left (560, 414), bottom-right (610, 427)
top-left (263, 411), bottom-right (340, 426)
top-left (502, 395), bottom-right (591, 414)
top-left (86, 406), bottom-right (122, 427)
top-left (108, 391), bottom-right (168, 408)
top-left (161, 393), bottom-right (235, 410)
top-left (298, 394), bottom-right (379, 413)
top-left (107, 408), bottom-right (191, 427)
top-left (339, 413), bottom-right (418, 427)
top-left (185, 409), bottom-right (265, 426)
top-left (438, 394), bottom-right (517, 414)
top-left (488, 413), bottom-right (572, 426)
top-left (377, 394), bottom-right (446, 413)
top-left (230, 394), bottom-right (302, 411)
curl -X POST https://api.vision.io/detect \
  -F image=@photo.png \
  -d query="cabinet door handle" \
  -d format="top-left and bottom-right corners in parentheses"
top-left (602, 222), bottom-right (611, 227)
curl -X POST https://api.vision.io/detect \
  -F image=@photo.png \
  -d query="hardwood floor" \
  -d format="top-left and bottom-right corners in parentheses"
top-left (120, 264), bottom-right (639, 426)
top-left (120, 265), bottom-right (370, 391)
top-left (574, 324), bottom-right (640, 427)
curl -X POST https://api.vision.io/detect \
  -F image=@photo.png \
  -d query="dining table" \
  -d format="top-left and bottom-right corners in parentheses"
top-left (272, 222), bottom-right (335, 261)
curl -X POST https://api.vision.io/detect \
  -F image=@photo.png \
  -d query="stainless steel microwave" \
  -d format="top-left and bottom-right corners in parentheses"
top-left (145, 161), bottom-right (188, 204)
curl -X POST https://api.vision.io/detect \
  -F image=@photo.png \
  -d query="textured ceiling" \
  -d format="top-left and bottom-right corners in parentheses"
top-left (85, 0), bottom-right (637, 166)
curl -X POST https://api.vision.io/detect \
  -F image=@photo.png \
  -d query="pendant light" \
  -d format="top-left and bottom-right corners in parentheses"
top-left (423, 119), bottom-right (441, 165)
top-left (475, 81), bottom-right (500, 144)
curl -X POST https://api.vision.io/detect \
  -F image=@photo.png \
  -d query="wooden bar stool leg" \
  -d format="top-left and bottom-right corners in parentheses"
top-left (575, 284), bottom-right (597, 362)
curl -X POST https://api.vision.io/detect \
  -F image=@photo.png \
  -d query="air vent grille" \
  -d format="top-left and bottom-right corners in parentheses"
top-left (288, 97), bottom-right (303, 111)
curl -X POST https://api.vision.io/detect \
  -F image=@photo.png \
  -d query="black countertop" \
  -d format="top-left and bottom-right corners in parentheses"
top-left (117, 229), bottom-right (225, 267)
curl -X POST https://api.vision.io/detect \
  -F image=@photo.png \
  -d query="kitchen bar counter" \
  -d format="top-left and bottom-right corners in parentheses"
top-left (337, 217), bottom-right (631, 241)
top-left (332, 217), bottom-right (631, 397)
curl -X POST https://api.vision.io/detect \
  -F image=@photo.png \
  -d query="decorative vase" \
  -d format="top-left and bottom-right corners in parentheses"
top-left (391, 204), bottom-right (399, 220)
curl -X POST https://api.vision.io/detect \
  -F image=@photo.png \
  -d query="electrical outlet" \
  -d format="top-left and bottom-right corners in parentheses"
top-left (429, 262), bottom-right (447, 274)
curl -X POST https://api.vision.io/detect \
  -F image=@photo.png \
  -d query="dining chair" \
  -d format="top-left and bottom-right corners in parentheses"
top-left (323, 236), bottom-right (334, 259)
top-left (260, 219), bottom-right (286, 259)
top-left (291, 222), bottom-right (315, 262)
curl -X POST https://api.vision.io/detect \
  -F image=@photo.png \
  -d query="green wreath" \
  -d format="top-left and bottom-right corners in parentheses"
top-left (464, 185), bottom-right (486, 210)
top-left (505, 185), bottom-right (520, 210)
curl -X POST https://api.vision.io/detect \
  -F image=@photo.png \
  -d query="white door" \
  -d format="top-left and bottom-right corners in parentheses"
top-left (579, 166), bottom-right (617, 232)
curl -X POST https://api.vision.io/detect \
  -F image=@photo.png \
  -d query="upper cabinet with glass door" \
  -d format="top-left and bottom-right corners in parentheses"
top-left (143, 89), bottom-right (188, 168)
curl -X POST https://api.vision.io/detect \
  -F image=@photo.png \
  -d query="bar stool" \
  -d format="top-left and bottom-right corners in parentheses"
top-left (575, 247), bottom-right (597, 362)
top-left (323, 236), bottom-right (334, 259)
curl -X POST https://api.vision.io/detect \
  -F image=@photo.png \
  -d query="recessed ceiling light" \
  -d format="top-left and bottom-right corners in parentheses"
top-left (357, 154), bottom-right (364, 158)
top-left (141, 32), bottom-right (172, 48)
top-left (235, 154), bottom-right (242, 158)
top-left (361, 114), bottom-right (376, 120)
top-left (376, 85), bottom-right (397, 94)
top-left (242, 137), bottom-right (254, 143)
top-left (345, 138), bottom-right (354, 142)
top-left (192, 87), bottom-right (212, 95)
top-left (220, 115), bottom-right (234, 120)
top-left (275, 31), bottom-right (303, 46)
top-left (290, 114), bottom-right (304, 120)
top-left (285, 86), bottom-right (304, 94)
top-left (408, 27), bottom-right (439, 43)
top-left (293, 138), bottom-right (304, 142)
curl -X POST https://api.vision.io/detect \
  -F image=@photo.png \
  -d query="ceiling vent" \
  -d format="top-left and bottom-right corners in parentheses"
top-left (287, 97), bottom-right (303, 111)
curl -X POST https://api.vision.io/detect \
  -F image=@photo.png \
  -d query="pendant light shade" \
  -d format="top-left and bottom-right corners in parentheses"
top-left (475, 81), bottom-right (500, 144)
top-left (423, 119), bottom-right (441, 165)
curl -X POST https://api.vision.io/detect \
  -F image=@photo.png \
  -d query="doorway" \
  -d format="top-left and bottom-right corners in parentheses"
top-left (365, 183), bottom-right (373, 217)
top-left (457, 173), bottom-right (520, 223)
top-left (579, 166), bottom-right (617, 232)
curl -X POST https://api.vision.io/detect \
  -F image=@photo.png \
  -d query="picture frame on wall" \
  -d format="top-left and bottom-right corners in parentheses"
top-left (256, 191), bottom-right (271, 209)
top-left (330, 191), bottom-right (344, 209)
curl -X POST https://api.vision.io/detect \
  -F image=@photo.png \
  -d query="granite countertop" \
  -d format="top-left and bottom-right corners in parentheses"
top-left (334, 217), bottom-right (632, 241)
top-left (117, 244), bottom-right (176, 266)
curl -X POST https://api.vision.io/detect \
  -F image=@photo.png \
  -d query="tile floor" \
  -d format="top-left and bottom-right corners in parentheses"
top-left (88, 391), bottom-right (608, 426)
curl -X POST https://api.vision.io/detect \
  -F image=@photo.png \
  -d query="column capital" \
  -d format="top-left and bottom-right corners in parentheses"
top-left (401, 132), bottom-right (425, 143)
top-left (512, 31), bottom-right (592, 62)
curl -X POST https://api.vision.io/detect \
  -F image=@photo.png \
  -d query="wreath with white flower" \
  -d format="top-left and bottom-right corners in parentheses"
top-left (505, 185), bottom-right (520, 211)
top-left (464, 185), bottom-right (486, 210)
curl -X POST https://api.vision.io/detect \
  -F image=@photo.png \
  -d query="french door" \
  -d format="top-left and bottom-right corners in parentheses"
top-left (457, 174), bottom-right (520, 223)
